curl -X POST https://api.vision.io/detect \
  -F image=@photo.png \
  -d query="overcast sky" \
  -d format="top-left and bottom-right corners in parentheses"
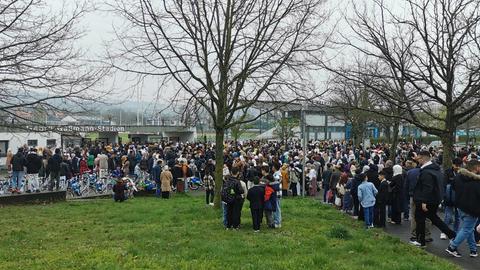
top-left (46, 0), bottom-right (394, 111)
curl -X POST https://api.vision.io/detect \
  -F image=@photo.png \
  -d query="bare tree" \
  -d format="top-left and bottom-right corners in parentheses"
top-left (0, 0), bottom-right (107, 129)
top-left (109, 0), bottom-right (330, 207)
top-left (332, 0), bottom-right (480, 168)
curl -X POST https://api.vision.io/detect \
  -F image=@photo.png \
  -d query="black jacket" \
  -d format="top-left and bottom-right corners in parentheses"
top-left (413, 162), bottom-right (444, 205)
top-left (11, 152), bottom-right (27, 172)
top-left (26, 153), bottom-right (42, 174)
top-left (376, 180), bottom-right (390, 205)
top-left (367, 165), bottom-right (380, 189)
top-left (350, 174), bottom-right (363, 198)
top-left (454, 168), bottom-right (480, 217)
top-left (47, 154), bottom-right (63, 174)
top-left (247, 185), bottom-right (265, 210)
top-left (390, 174), bottom-right (404, 196)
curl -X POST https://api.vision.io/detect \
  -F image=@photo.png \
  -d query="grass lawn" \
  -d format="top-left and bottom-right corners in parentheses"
top-left (0, 195), bottom-right (458, 270)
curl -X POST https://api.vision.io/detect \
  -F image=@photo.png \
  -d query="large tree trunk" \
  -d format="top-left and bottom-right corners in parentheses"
top-left (440, 131), bottom-right (455, 170)
top-left (213, 128), bottom-right (225, 209)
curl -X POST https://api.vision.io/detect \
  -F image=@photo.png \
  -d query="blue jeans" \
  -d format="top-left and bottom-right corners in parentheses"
top-left (450, 209), bottom-right (478, 252)
top-left (274, 199), bottom-right (282, 226)
top-left (222, 202), bottom-right (228, 227)
top-left (11, 171), bottom-right (25, 190)
top-left (364, 206), bottom-right (374, 227)
top-left (444, 206), bottom-right (460, 232)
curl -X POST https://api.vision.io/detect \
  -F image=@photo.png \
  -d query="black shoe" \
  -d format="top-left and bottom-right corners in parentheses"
top-left (409, 237), bottom-right (417, 242)
top-left (470, 251), bottom-right (478, 258)
top-left (425, 238), bottom-right (434, 243)
top-left (445, 246), bottom-right (462, 258)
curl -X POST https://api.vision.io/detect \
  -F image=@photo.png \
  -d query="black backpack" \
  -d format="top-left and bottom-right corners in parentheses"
top-left (221, 180), bottom-right (237, 204)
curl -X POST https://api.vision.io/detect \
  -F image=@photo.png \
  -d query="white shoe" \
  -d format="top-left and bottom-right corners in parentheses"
top-left (440, 233), bottom-right (447, 240)
top-left (409, 240), bottom-right (422, 247)
top-left (209, 203), bottom-right (214, 206)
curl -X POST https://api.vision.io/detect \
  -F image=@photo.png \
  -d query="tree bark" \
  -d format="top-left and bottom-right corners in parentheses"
top-left (441, 132), bottom-right (454, 170)
top-left (213, 128), bottom-right (225, 209)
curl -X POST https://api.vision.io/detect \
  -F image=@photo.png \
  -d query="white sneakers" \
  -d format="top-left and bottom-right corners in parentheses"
top-left (440, 233), bottom-right (447, 240)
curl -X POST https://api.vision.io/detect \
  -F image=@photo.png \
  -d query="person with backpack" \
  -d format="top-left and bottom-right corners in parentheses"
top-left (445, 159), bottom-right (480, 258)
top-left (411, 151), bottom-right (456, 248)
top-left (264, 175), bottom-right (277, 228)
top-left (247, 176), bottom-right (265, 232)
top-left (441, 158), bottom-right (462, 240)
top-left (221, 166), bottom-right (244, 230)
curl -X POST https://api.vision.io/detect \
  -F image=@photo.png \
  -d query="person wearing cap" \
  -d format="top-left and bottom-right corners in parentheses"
top-left (411, 150), bottom-right (456, 248)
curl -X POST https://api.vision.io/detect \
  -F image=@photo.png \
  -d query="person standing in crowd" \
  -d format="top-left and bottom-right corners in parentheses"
top-left (441, 158), bottom-right (462, 240)
top-left (221, 166), bottom-right (244, 230)
top-left (411, 151), bottom-right (456, 248)
top-left (280, 163), bottom-right (289, 197)
top-left (11, 148), bottom-right (26, 193)
top-left (406, 157), bottom-right (432, 242)
top-left (271, 163), bottom-right (282, 228)
top-left (152, 160), bottom-right (162, 197)
top-left (247, 177), bottom-right (265, 232)
top-left (322, 163), bottom-right (333, 203)
top-left (98, 151), bottom-right (109, 180)
top-left (351, 167), bottom-right (364, 218)
top-left (375, 170), bottom-right (389, 228)
top-left (204, 166), bottom-right (215, 206)
top-left (329, 165), bottom-right (341, 203)
top-left (160, 166), bottom-right (173, 199)
top-left (289, 164), bottom-right (300, 197)
top-left (25, 148), bottom-right (42, 193)
top-left (445, 160), bottom-right (480, 258)
top-left (390, 165), bottom-right (405, 225)
top-left (87, 151), bottom-right (95, 171)
top-left (47, 149), bottom-right (63, 191)
top-left (358, 172), bottom-right (378, 228)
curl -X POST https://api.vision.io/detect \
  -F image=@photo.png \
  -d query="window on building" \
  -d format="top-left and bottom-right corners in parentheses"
top-left (46, 139), bottom-right (57, 148)
top-left (27, 140), bottom-right (38, 147)
top-left (0, 140), bottom-right (8, 157)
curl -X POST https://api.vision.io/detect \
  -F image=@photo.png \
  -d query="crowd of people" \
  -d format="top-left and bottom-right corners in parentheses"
top-left (216, 140), bottom-right (480, 259)
top-left (3, 139), bottom-right (480, 258)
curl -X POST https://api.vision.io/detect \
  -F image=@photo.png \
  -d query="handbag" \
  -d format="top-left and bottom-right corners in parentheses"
top-left (335, 196), bottom-right (342, 206)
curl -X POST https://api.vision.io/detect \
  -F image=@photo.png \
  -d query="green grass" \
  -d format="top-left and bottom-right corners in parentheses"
top-left (0, 196), bottom-right (458, 270)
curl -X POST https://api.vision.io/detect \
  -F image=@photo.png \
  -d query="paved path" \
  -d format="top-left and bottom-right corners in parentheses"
top-left (383, 220), bottom-right (477, 270)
